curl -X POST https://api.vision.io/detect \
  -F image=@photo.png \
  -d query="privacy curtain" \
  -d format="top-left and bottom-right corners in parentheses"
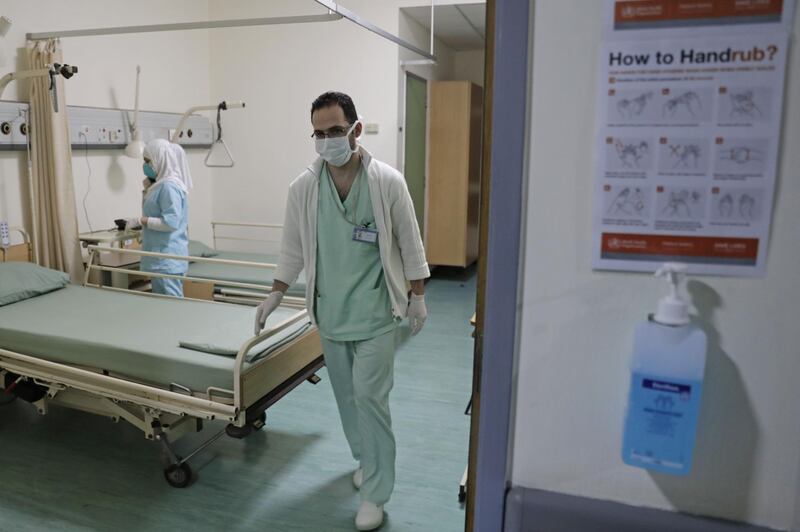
top-left (27, 39), bottom-right (83, 282)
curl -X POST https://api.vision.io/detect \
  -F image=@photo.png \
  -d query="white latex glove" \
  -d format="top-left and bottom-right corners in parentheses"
top-left (407, 293), bottom-right (427, 336)
top-left (254, 292), bottom-right (284, 335)
top-left (125, 217), bottom-right (142, 230)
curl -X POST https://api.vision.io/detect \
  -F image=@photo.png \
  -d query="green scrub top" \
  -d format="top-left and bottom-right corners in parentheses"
top-left (315, 164), bottom-right (397, 341)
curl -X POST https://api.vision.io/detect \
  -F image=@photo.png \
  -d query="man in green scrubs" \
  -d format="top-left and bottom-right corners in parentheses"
top-left (254, 92), bottom-right (429, 530)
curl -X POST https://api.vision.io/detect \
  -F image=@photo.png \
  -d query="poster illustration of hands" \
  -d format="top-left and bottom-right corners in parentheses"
top-left (592, 0), bottom-right (794, 276)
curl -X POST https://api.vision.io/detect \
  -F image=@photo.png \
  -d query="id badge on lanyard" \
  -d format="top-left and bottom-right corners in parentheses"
top-left (353, 225), bottom-right (378, 244)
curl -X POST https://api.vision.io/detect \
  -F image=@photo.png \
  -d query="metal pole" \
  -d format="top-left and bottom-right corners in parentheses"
top-left (27, 13), bottom-right (341, 40)
top-left (312, 0), bottom-right (436, 61)
top-left (430, 0), bottom-right (435, 58)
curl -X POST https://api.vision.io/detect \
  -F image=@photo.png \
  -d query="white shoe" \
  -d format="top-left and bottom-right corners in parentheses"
top-left (355, 501), bottom-right (384, 531)
top-left (352, 467), bottom-right (363, 490)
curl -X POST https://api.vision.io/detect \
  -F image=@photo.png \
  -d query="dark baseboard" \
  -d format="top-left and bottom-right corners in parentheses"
top-left (504, 487), bottom-right (781, 532)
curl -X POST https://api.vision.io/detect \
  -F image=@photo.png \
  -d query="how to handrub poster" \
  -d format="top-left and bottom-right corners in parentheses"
top-left (592, 0), bottom-right (792, 276)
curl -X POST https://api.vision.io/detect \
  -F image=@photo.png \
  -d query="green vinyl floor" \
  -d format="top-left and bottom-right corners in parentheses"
top-left (0, 267), bottom-right (476, 532)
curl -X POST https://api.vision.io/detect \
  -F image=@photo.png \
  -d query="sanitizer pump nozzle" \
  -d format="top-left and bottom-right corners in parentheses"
top-left (654, 262), bottom-right (690, 326)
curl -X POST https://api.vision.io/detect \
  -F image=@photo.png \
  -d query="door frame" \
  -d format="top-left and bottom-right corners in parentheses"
top-left (467, 0), bottom-right (532, 530)
top-left (402, 70), bottom-right (429, 242)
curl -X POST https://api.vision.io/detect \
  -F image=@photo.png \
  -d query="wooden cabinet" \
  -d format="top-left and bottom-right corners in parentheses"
top-left (426, 81), bottom-right (482, 268)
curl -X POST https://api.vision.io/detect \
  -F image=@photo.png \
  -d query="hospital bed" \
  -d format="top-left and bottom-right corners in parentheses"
top-left (184, 221), bottom-right (306, 304)
top-left (0, 244), bottom-right (324, 488)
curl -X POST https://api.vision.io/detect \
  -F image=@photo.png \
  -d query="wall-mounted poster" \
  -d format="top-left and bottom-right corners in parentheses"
top-left (593, 0), bottom-right (792, 276)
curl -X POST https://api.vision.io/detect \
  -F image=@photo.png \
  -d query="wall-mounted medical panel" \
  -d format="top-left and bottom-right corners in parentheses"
top-left (68, 105), bottom-right (213, 150)
top-left (0, 100), bottom-right (213, 151)
top-left (0, 101), bottom-right (30, 150)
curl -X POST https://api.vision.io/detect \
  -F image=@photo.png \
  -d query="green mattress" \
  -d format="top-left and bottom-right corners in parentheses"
top-left (187, 248), bottom-right (306, 297)
top-left (0, 285), bottom-right (312, 392)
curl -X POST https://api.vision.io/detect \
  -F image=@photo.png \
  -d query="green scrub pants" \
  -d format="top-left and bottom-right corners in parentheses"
top-left (321, 327), bottom-right (397, 505)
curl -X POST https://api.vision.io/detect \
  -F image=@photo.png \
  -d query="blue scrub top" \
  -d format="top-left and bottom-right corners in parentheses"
top-left (140, 180), bottom-right (188, 273)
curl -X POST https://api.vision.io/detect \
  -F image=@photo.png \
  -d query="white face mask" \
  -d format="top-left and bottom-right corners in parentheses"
top-left (315, 121), bottom-right (359, 167)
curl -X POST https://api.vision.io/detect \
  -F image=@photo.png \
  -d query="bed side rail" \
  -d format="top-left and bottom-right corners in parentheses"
top-left (231, 307), bottom-right (311, 415)
top-left (83, 245), bottom-right (304, 304)
top-left (211, 220), bottom-right (282, 250)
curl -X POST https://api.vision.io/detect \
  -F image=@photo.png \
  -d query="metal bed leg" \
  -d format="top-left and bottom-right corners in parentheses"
top-left (154, 424), bottom-right (193, 488)
top-left (225, 410), bottom-right (267, 439)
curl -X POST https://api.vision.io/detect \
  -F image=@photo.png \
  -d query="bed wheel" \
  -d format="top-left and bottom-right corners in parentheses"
top-left (164, 460), bottom-right (192, 488)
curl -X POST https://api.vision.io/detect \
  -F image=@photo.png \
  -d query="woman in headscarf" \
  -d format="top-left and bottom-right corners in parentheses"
top-left (126, 139), bottom-right (192, 297)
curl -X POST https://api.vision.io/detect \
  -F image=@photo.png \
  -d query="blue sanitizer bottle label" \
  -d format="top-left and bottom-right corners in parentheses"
top-left (622, 372), bottom-right (702, 475)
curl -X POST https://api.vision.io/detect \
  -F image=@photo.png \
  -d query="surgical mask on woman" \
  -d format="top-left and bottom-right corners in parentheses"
top-left (143, 162), bottom-right (158, 181)
top-left (315, 121), bottom-right (359, 167)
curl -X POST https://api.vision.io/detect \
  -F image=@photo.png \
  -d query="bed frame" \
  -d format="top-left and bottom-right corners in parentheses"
top-left (79, 221), bottom-right (287, 304)
top-left (0, 226), bottom-right (33, 263)
top-left (208, 221), bottom-right (286, 304)
top-left (211, 220), bottom-right (282, 250)
top-left (0, 240), bottom-right (324, 488)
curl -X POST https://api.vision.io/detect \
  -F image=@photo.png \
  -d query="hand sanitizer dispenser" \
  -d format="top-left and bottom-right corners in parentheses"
top-left (622, 263), bottom-right (707, 475)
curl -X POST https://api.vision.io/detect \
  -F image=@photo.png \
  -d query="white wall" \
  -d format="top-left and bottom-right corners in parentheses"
top-left (0, 0), bottom-right (213, 246)
top-left (208, 0), bottom-right (407, 249)
top-left (453, 49), bottom-right (485, 87)
top-left (398, 11), bottom-right (457, 82)
top-left (512, 2), bottom-right (800, 530)
top-left (207, 0), bottom-right (483, 250)
top-left (0, 0), bottom-right (483, 252)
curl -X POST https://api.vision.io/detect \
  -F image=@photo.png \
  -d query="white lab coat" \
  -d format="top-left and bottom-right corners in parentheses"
top-left (274, 146), bottom-right (430, 322)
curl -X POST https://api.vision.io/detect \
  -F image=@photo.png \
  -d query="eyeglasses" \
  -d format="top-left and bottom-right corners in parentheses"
top-left (311, 123), bottom-right (354, 140)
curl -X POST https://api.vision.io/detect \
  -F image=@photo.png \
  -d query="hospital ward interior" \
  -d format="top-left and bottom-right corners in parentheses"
top-left (1, 1), bottom-right (800, 532)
